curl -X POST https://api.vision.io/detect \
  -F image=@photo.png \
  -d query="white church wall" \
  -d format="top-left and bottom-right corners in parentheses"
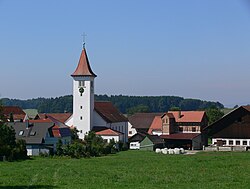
top-left (65, 115), bottom-right (73, 127)
top-left (93, 110), bottom-right (107, 127)
top-left (110, 122), bottom-right (128, 143)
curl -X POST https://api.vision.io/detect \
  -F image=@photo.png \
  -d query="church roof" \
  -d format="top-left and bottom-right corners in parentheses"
top-left (94, 101), bottom-right (128, 123)
top-left (71, 48), bottom-right (97, 77)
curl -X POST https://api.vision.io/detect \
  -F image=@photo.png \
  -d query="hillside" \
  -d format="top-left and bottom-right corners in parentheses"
top-left (1, 94), bottom-right (224, 114)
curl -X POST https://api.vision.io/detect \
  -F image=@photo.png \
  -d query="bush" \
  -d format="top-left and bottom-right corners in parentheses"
top-left (54, 131), bottom-right (121, 158)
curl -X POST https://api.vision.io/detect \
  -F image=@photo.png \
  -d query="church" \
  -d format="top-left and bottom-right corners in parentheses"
top-left (65, 46), bottom-right (128, 143)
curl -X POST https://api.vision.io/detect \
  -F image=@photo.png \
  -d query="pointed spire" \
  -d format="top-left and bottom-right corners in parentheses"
top-left (71, 48), bottom-right (97, 77)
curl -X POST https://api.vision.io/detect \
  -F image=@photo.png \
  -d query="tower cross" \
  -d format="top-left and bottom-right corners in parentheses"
top-left (81, 33), bottom-right (87, 49)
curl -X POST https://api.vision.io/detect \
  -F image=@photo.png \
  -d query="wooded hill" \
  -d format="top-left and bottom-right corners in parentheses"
top-left (1, 95), bottom-right (224, 114)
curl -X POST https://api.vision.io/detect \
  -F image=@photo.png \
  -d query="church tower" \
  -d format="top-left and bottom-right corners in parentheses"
top-left (71, 47), bottom-right (97, 139)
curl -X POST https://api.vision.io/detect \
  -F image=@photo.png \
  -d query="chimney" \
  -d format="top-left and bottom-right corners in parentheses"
top-left (178, 110), bottom-right (182, 118)
top-left (26, 120), bottom-right (29, 129)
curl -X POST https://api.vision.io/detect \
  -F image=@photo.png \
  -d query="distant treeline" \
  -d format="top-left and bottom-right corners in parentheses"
top-left (1, 95), bottom-right (224, 114)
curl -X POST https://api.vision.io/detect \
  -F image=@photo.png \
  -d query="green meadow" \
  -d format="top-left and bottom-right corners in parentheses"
top-left (1, 150), bottom-right (250, 189)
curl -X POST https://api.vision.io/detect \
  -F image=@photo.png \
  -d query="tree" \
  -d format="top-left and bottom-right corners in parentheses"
top-left (169, 107), bottom-right (181, 111)
top-left (56, 139), bottom-right (63, 156)
top-left (0, 102), bottom-right (16, 160)
top-left (126, 104), bottom-right (149, 115)
top-left (70, 127), bottom-right (79, 141)
top-left (84, 131), bottom-right (105, 157)
top-left (0, 102), bottom-right (27, 161)
top-left (206, 107), bottom-right (224, 125)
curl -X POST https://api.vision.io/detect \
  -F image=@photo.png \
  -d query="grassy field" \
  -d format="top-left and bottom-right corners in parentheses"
top-left (1, 150), bottom-right (250, 189)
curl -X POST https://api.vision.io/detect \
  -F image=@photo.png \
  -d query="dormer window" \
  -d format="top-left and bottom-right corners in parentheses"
top-left (19, 130), bottom-right (24, 136)
top-left (30, 131), bottom-right (36, 136)
top-left (79, 81), bottom-right (85, 87)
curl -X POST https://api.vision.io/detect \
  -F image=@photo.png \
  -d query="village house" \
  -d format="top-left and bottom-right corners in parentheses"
top-left (160, 111), bottom-right (207, 150)
top-left (129, 132), bottom-right (164, 151)
top-left (204, 105), bottom-right (250, 148)
top-left (7, 115), bottom-right (71, 156)
top-left (128, 113), bottom-right (163, 137)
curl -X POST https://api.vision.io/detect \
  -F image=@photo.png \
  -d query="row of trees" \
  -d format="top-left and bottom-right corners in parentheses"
top-left (1, 94), bottom-right (224, 114)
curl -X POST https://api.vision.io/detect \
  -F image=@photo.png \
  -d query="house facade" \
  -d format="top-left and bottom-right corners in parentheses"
top-left (129, 132), bottom-right (164, 151)
top-left (204, 106), bottom-right (250, 148)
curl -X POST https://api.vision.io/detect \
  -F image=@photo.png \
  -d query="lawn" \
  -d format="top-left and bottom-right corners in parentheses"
top-left (1, 150), bottom-right (250, 189)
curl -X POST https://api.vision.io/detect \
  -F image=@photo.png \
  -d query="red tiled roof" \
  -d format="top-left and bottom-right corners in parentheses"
top-left (3, 106), bottom-right (26, 120)
top-left (243, 105), bottom-right (250, 112)
top-left (38, 113), bottom-right (72, 123)
top-left (128, 113), bottom-right (164, 130)
top-left (161, 133), bottom-right (200, 140)
top-left (148, 116), bottom-right (162, 134)
top-left (168, 111), bottom-right (205, 123)
top-left (29, 119), bottom-right (52, 123)
top-left (3, 106), bottom-right (25, 115)
top-left (71, 48), bottom-right (97, 77)
top-left (96, 128), bottom-right (121, 136)
top-left (52, 125), bottom-right (61, 137)
top-left (94, 102), bottom-right (128, 123)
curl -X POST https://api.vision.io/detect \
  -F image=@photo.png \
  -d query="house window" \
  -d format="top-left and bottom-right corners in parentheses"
top-left (179, 127), bottom-right (183, 132)
top-left (192, 127), bottom-right (196, 132)
top-left (129, 131), bottom-right (132, 134)
top-left (229, 140), bottom-right (233, 145)
top-left (80, 106), bottom-right (83, 109)
top-left (236, 140), bottom-right (240, 145)
top-left (243, 141), bottom-right (247, 145)
top-left (30, 131), bottom-right (36, 136)
top-left (19, 130), bottom-right (24, 136)
top-left (222, 140), bottom-right (226, 145)
top-left (80, 116), bottom-right (83, 120)
top-left (79, 81), bottom-right (85, 87)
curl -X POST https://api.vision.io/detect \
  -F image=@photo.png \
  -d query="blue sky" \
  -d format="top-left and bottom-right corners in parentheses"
top-left (0, 0), bottom-right (250, 107)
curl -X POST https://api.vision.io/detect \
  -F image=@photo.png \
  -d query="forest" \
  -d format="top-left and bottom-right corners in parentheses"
top-left (1, 94), bottom-right (224, 114)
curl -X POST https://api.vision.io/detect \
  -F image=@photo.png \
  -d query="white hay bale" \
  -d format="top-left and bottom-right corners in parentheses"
top-left (174, 148), bottom-right (180, 154)
top-left (162, 148), bottom-right (168, 154)
top-left (155, 148), bottom-right (161, 153)
top-left (168, 149), bottom-right (174, 154)
top-left (180, 148), bottom-right (185, 154)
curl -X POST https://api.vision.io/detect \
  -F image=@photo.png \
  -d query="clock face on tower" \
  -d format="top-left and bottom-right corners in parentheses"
top-left (79, 87), bottom-right (84, 95)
